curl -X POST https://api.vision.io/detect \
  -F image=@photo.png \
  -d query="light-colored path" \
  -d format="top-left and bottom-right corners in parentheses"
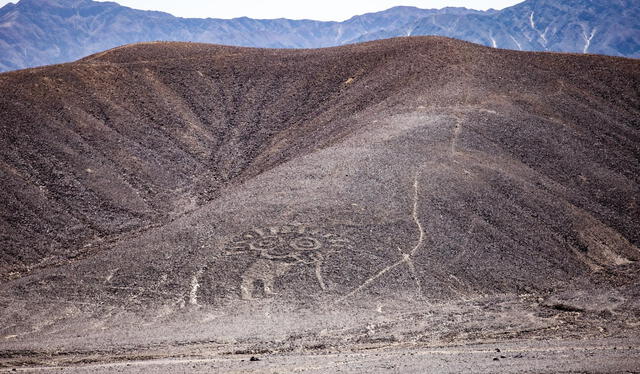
top-left (337, 171), bottom-right (426, 302)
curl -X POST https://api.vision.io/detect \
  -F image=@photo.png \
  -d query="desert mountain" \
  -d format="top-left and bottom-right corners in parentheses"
top-left (0, 37), bottom-right (639, 369)
top-left (356, 0), bottom-right (640, 56)
top-left (0, 0), bottom-right (638, 72)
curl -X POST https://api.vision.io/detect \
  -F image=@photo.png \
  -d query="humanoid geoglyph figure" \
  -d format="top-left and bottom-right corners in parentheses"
top-left (224, 225), bottom-right (351, 300)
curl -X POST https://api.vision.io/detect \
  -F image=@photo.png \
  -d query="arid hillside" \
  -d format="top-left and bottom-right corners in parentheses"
top-left (0, 37), bottom-right (639, 370)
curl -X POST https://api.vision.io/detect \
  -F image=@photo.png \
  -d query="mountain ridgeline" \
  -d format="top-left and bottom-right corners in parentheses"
top-left (0, 0), bottom-right (638, 71)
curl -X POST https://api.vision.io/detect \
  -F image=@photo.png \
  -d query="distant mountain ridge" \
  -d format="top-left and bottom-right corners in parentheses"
top-left (0, 0), bottom-right (638, 71)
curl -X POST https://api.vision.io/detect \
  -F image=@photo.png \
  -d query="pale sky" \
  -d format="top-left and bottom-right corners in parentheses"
top-left (1, 0), bottom-right (525, 21)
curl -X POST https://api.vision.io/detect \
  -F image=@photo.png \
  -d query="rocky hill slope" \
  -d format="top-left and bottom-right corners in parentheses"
top-left (0, 37), bottom-right (639, 369)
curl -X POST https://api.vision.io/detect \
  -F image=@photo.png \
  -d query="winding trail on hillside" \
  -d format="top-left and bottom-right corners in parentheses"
top-left (337, 170), bottom-right (427, 302)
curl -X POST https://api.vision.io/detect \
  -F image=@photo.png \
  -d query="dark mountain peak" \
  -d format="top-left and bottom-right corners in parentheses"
top-left (368, 5), bottom-right (430, 14)
top-left (0, 1), bottom-right (16, 14)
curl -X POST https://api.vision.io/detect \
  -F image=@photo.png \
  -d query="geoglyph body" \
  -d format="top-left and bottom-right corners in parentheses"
top-left (224, 225), bottom-right (351, 299)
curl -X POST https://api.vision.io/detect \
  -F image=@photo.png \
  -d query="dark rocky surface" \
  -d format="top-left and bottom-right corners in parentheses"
top-left (0, 0), bottom-right (638, 72)
top-left (0, 37), bottom-right (639, 371)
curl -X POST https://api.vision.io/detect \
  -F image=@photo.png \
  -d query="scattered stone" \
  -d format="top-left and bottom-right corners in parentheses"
top-left (250, 356), bottom-right (261, 362)
top-left (493, 357), bottom-right (500, 361)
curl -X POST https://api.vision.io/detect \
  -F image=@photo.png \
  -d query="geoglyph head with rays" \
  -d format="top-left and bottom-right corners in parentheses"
top-left (225, 225), bottom-right (351, 264)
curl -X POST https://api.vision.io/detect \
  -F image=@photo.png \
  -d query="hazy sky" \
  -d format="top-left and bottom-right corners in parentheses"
top-left (1, 1), bottom-right (525, 21)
